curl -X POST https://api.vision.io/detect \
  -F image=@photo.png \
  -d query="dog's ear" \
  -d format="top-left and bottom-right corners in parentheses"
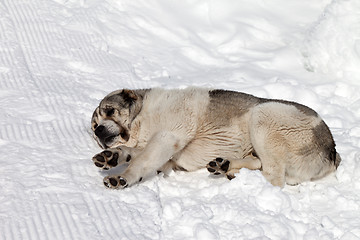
top-left (120, 89), bottom-right (138, 106)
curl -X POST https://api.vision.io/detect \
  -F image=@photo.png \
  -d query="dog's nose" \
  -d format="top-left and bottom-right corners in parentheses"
top-left (95, 125), bottom-right (105, 138)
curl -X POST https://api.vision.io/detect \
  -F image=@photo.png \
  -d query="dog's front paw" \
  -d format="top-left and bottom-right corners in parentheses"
top-left (103, 175), bottom-right (128, 189)
top-left (92, 149), bottom-right (121, 170)
top-left (207, 157), bottom-right (231, 177)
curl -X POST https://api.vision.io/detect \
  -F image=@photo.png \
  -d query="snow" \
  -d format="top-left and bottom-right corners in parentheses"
top-left (1, 0), bottom-right (360, 239)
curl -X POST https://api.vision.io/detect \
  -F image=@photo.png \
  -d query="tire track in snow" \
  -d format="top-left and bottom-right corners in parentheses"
top-left (83, 194), bottom-right (120, 239)
top-left (3, 0), bottom-right (133, 150)
top-left (3, 0), bottom-right (85, 95)
top-left (0, 3), bottom-right (95, 239)
top-left (6, 195), bottom-right (30, 240)
top-left (0, 11), bottom-right (35, 94)
top-left (82, 192), bottom-right (156, 239)
top-left (8, 191), bottom-right (90, 240)
top-left (39, 199), bottom-right (75, 240)
top-left (50, 203), bottom-right (75, 240)
top-left (3, 0), bottom-right (37, 86)
top-left (1, 221), bottom-right (21, 240)
top-left (1, 0), bottom-right (144, 239)
top-left (82, 195), bottom-right (106, 238)
top-left (0, 122), bottom-right (56, 147)
top-left (60, 203), bottom-right (88, 240)
top-left (32, 201), bottom-right (53, 240)
top-left (47, 192), bottom-right (90, 240)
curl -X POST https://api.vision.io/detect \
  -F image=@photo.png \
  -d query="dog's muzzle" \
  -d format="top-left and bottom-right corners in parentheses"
top-left (94, 125), bottom-right (118, 148)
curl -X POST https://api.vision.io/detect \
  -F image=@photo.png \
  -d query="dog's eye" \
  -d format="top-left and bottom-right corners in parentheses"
top-left (106, 108), bottom-right (115, 117)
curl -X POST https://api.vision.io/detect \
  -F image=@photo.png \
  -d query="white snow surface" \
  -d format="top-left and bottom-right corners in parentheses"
top-left (1, 0), bottom-right (360, 239)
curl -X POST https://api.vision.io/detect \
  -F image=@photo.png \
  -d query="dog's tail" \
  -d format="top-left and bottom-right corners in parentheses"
top-left (329, 147), bottom-right (341, 169)
top-left (334, 151), bottom-right (341, 169)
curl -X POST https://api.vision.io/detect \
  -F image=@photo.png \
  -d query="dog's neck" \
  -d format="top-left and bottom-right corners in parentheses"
top-left (128, 89), bottom-right (149, 123)
top-left (125, 89), bottom-right (149, 148)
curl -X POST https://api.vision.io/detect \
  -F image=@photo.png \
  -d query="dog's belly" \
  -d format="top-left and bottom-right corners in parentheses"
top-left (173, 130), bottom-right (253, 171)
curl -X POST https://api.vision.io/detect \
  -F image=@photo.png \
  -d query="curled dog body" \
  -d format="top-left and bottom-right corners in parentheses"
top-left (91, 88), bottom-right (341, 189)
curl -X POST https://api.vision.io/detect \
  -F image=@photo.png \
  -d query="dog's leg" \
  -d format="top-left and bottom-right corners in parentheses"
top-left (157, 160), bottom-right (176, 176)
top-left (248, 104), bottom-right (297, 187)
top-left (92, 146), bottom-right (139, 170)
top-left (260, 160), bottom-right (286, 187)
top-left (249, 134), bottom-right (287, 187)
top-left (207, 154), bottom-right (261, 180)
top-left (103, 131), bottom-right (183, 189)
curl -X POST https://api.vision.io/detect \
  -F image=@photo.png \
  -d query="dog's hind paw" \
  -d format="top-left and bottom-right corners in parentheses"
top-left (103, 175), bottom-right (128, 189)
top-left (92, 149), bottom-right (122, 170)
top-left (207, 158), bottom-right (233, 179)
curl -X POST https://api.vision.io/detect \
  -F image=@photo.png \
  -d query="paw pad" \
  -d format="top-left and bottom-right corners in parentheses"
top-left (103, 176), bottom-right (128, 189)
top-left (207, 158), bottom-right (230, 175)
top-left (92, 150), bottom-right (119, 170)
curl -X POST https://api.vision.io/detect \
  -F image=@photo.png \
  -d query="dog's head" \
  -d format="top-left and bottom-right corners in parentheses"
top-left (91, 89), bottom-right (144, 149)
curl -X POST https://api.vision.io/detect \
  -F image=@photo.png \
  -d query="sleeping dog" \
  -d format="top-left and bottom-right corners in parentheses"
top-left (91, 88), bottom-right (341, 189)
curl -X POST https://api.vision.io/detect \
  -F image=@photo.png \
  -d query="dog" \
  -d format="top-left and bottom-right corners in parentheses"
top-left (91, 88), bottom-right (341, 189)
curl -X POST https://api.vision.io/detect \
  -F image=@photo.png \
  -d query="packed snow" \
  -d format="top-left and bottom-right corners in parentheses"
top-left (1, 0), bottom-right (360, 239)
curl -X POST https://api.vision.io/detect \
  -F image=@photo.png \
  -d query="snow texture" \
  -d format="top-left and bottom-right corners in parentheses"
top-left (1, 0), bottom-right (360, 239)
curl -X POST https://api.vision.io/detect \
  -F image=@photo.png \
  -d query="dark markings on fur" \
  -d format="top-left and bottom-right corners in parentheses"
top-left (104, 181), bottom-right (110, 187)
top-left (220, 160), bottom-right (230, 172)
top-left (91, 108), bottom-right (99, 129)
top-left (157, 170), bottom-right (162, 174)
top-left (312, 120), bottom-right (339, 166)
top-left (95, 162), bottom-right (104, 168)
top-left (335, 152), bottom-right (341, 169)
top-left (107, 153), bottom-right (118, 167)
top-left (106, 108), bottom-right (115, 117)
top-left (209, 90), bottom-right (318, 124)
top-left (270, 99), bottom-right (318, 117)
top-left (120, 89), bottom-right (137, 107)
top-left (92, 110), bottom-right (98, 120)
top-left (209, 90), bottom-right (262, 109)
top-left (139, 177), bottom-right (143, 182)
top-left (329, 148), bottom-right (337, 165)
top-left (208, 90), bottom-right (262, 126)
top-left (126, 155), bottom-right (132, 162)
top-left (109, 178), bottom-right (118, 187)
top-left (297, 144), bottom-right (315, 157)
top-left (173, 165), bottom-right (188, 171)
top-left (214, 172), bottom-right (221, 175)
top-left (96, 89), bottom-right (149, 146)
top-left (120, 129), bottom-right (130, 142)
top-left (207, 167), bottom-right (216, 173)
top-left (104, 91), bottom-right (132, 108)
top-left (102, 89), bottom-right (144, 119)
top-left (103, 150), bottom-right (112, 158)
top-left (95, 155), bottom-right (105, 163)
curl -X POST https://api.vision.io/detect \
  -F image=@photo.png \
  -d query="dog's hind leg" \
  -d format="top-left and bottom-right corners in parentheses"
top-left (207, 154), bottom-right (261, 180)
top-left (248, 122), bottom-right (289, 187)
top-left (248, 102), bottom-right (319, 187)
